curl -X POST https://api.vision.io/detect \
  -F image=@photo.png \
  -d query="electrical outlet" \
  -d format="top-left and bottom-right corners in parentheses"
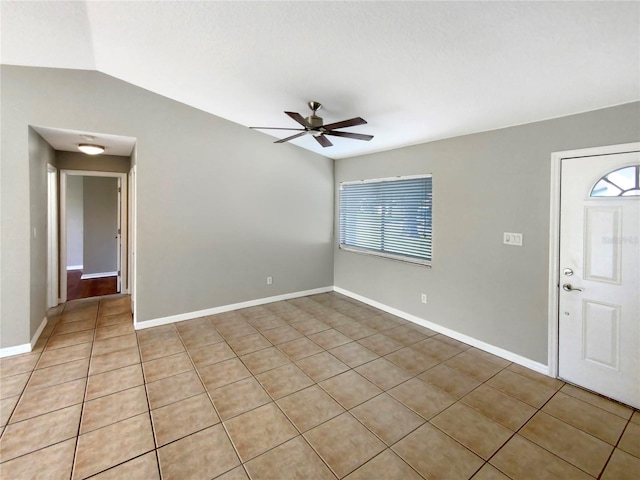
top-left (267, 276), bottom-right (273, 285)
top-left (421, 293), bottom-right (427, 304)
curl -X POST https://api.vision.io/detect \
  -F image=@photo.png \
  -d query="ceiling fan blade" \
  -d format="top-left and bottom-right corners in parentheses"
top-left (275, 132), bottom-right (307, 144)
top-left (322, 117), bottom-right (367, 130)
top-left (285, 111), bottom-right (313, 128)
top-left (314, 135), bottom-right (333, 148)
top-left (250, 127), bottom-right (306, 131)
top-left (324, 130), bottom-right (374, 141)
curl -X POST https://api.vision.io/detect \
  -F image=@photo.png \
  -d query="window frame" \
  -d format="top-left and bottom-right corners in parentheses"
top-left (338, 174), bottom-right (433, 267)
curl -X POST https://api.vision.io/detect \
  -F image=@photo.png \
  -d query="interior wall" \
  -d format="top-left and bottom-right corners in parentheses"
top-left (83, 176), bottom-right (118, 275)
top-left (57, 151), bottom-right (131, 173)
top-left (66, 175), bottom-right (84, 269)
top-left (334, 102), bottom-right (640, 365)
top-left (0, 65), bottom-right (334, 348)
top-left (27, 128), bottom-right (56, 345)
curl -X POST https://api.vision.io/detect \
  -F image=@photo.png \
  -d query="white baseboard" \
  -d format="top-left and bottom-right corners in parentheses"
top-left (31, 317), bottom-right (48, 350)
top-left (67, 265), bottom-right (83, 271)
top-left (0, 317), bottom-right (47, 358)
top-left (0, 342), bottom-right (31, 358)
top-left (135, 286), bottom-right (334, 330)
top-left (334, 286), bottom-right (550, 376)
top-left (81, 271), bottom-right (117, 280)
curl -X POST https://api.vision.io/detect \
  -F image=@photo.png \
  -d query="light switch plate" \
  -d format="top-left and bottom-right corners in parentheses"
top-left (503, 232), bottom-right (523, 246)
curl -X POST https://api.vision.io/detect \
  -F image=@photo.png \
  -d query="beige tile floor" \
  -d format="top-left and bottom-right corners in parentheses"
top-left (0, 292), bottom-right (638, 479)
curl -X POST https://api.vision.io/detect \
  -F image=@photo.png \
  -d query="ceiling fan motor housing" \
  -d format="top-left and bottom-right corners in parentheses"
top-left (306, 114), bottom-right (324, 129)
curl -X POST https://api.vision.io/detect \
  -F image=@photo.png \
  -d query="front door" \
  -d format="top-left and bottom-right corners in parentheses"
top-left (558, 151), bottom-right (639, 408)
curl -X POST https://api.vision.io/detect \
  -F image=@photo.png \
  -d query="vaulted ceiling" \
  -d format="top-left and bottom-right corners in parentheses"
top-left (2, 1), bottom-right (638, 159)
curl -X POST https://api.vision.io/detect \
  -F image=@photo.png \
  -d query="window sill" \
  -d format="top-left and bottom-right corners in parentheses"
top-left (338, 245), bottom-right (432, 267)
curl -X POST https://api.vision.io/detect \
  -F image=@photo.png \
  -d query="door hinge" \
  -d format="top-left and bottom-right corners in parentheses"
top-left (118, 228), bottom-right (121, 234)
top-left (118, 270), bottom-right (121, 276)
top-left (118, 187), bottom-right (121, 193)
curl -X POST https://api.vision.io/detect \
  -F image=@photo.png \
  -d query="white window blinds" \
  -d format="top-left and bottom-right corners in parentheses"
top-left (339, 175), bottom-right (432, 265)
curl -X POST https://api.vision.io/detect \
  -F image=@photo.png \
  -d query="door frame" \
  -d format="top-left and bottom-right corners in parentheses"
top-left (47, 164), bottom-right (59, 308)
top-left (547, 142), bottom-right (640, 378)
top-left (59, 170), bottom-right (128, 302)
top-left (128, 165), bottom-right (137, 322)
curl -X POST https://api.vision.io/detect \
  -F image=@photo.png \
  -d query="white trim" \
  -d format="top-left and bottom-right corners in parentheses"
top-left (548, 142), bottom-right (640, 379)
top-left (128, 164), bottom-right (137, 321)
top-left (335, 286), bottom-right (548, 375)
top-left (31, 317), bottom-right (48, 350)
top-left (81, 271), bottom-right (118, 280)
top-left (135, 286), bottom-right (334, 330)
top-left (60, 171), bottom-right (68, 302)
top-left (47, 164), bottom-right (59, 309)
top-left (67, 265), bottom-right (84, 271)
top-left (60, 170), bottom-right (128, 302)
top-left (0, 343), bottom-right (31, 358)
top-left (0, 317), bottom-right (47, 358)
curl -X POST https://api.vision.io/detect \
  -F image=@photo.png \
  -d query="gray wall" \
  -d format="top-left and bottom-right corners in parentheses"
top-left (66, 175), bottom-right (84, 268)
top-left (0, 65), bottom-right (334, 348)
top-left (57, 151), bottom-right (131, 173)
top-left (335, 102), bottom-right (640, 364)
top-left (83, 177), bottom-right (118, 275)
top-left (27, 128), bottom-right (56, 345)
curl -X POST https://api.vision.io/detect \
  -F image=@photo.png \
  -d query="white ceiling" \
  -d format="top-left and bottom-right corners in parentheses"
top-left (31, 126), bottom-right (136, 157)
top-left (2, 1), bottom-right (638, 160)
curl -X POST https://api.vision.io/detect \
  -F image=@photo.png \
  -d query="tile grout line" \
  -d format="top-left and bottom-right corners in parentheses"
top-left (136, 322), bottom-right (167, 480)
top-left (436, 357), bottom-right (556, 479)
top-left (0, 302), bottom-right (89, 463)
top-left (294, 297), bottom-right (428, 479)
top-left (67, 298), bottom-right (99, 480)
top-left (71, 298), bottom-right (156, 479)
top-left (0, 302), bottom-right (78, 462)
top-left (481, 386), bottom-right (591, 479)
top-left (596, 415), bottom-right (634, 479)
top-left (173, 319), bottom-right (246, 480)
top-left (216, 309), bottom-right (340, 476)
top-left (243, 301), bottom-right (355, 479)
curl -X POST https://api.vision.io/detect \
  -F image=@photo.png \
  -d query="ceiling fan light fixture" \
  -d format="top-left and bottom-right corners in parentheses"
top-left (78, 143), bottom-right (105, 155)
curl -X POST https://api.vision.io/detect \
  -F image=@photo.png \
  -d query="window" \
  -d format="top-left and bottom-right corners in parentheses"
top-left (339, 175), bottom-right (432, 265)
top-left (590, 165), bottom-right (640, 197)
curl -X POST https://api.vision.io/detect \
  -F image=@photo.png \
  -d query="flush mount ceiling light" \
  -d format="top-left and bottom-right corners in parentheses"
top-left (77, 144), bottom-right (105, 155)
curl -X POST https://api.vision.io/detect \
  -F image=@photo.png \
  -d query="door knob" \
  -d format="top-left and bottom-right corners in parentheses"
top-left (562, 283), bottom-right (583, 292)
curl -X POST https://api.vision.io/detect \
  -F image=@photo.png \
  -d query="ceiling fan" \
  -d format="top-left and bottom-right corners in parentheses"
top-left (250, 101), bottom-right (374, 148)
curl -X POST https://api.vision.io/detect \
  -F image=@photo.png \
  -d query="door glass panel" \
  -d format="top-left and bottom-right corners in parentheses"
top-left (590, 165), bottom-right (640, 197)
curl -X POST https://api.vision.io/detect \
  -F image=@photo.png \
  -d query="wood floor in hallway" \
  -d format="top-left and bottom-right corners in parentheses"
top-left (66, 270), bottom-right (117, 301)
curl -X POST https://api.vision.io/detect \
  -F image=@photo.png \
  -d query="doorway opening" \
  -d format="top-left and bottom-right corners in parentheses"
top-left (60, 170), bottom-right (129, 302)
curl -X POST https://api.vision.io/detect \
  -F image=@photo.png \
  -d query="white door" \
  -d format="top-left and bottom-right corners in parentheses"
top-left (559, 151), bottom-right (639, 408)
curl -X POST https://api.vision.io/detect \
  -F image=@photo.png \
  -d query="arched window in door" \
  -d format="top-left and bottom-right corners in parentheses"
top-left (590, 165), bottom-right (640, 197)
